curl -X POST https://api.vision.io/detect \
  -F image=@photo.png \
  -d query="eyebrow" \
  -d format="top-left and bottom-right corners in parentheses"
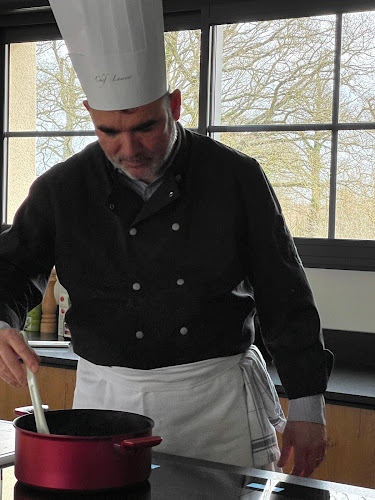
top-left (97, 119), bottom-right (159, 135)
top-left (97, 125), bottom-right (120, 135)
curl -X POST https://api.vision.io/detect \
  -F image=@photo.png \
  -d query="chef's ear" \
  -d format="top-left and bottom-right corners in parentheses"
top-left (169, 89), bottom-right (181, 122)
top-left (83, 100), bottom-right (90, 112)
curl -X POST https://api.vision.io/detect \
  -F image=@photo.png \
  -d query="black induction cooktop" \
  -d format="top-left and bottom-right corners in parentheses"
top-left (11, 451), bottom-right (375, 499)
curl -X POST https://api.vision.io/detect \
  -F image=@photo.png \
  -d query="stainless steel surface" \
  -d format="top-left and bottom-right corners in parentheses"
top-left (0, 420), bottom-right (15, 467)
top-left (28, 341), bottom-right (70, 348)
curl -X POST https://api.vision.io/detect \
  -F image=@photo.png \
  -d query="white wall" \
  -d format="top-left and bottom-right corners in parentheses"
top-left (305, 268), bottom-right (375, 334)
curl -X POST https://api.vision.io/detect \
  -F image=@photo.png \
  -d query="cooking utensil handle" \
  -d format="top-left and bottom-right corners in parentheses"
top-left (120, 436), bottom-right (162, 450)
top-left (20, 331), bottom-right (50, 434)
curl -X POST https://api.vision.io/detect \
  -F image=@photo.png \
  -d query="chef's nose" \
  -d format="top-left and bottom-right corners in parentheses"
top-left (119, 133), bottom-right (142, 157)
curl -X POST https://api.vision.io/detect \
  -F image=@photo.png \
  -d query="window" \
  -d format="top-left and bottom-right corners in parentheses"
top-left (209, 12), bottom-right (375, 240)
top-left (1, 3), bottom-right (375, 269)
top-left (165, 30), bottom-right (201, 129)
top-left (3, 30), bottom-right (201, 223)
top-left (6, 40), bottom-right (96, 222)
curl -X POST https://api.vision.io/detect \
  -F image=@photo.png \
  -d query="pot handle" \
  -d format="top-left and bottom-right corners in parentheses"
top-left (120, 436), bottom-right (162, 451)
top-left (14, 405), bottom-right (49, 416)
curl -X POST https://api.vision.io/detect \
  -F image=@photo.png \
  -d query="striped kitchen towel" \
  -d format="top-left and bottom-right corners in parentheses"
top-left (239, 345), bottom-right (286, 468)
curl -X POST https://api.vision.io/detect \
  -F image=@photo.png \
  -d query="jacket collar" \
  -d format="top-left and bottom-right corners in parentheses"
top-left (105, 122), bottom-right (191, 224)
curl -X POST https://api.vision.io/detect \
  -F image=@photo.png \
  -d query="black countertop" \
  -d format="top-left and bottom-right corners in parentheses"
top-left (32, 343), bottom-right (375, 410)
top-left (2, 450), bottom-right (375, 499)
top-left (268, 363), bottom-right (375, 409)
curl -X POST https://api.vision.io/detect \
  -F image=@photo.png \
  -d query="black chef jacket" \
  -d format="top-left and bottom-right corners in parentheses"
top-left (0, 124), bottom-right (333, 399)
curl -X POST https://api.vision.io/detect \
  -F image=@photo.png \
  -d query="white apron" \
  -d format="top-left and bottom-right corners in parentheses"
top-left (73, 345), bottom-right (285, 469)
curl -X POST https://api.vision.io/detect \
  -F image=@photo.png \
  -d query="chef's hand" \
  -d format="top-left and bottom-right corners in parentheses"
top-left (0, 328), bottom-right (40, 387)
top-left (278, 421), bottom-right (327, 477)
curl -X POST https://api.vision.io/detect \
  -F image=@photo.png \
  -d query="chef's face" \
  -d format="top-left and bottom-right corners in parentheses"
top-left (84, 89), bottom-right (181, 184)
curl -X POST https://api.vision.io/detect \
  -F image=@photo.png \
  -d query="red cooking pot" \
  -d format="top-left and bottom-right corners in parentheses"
top-left (13, 409), bottom-right (162, 491)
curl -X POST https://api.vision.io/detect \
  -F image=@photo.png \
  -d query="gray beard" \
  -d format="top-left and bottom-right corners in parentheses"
top-left (110, 123), bottom-right (178, 182)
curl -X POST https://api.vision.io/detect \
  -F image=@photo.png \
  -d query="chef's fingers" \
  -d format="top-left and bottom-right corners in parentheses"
top-left (286, 421), bottom-right (327, 477)
top-left (277, 439), bottom-right (293, 469)
top-left (291, 451), bottom-right (325, 477)
top-left (0, 346), bottom-right (26, 387)
top-left (300, 443), bottom-right (326, 477)
top-left (278, 421), bottom-right (327, 477)
top-left (303, 455), bottom-right (325, 477)
top-left (0, 356), bottom-right (23, 387)
top-left (0, 328), bottom-right (40, 386)
top-left (291, 448), bottom-right (309, 477)
top-left (16, 331), bottom-right (41, 369)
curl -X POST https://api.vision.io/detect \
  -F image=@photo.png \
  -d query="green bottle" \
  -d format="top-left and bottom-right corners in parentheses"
top-left (24, 304), bottom-right (42, 332)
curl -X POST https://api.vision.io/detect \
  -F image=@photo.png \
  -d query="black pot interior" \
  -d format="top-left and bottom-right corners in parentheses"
top-left (15, 409), bottom-right (154, 437)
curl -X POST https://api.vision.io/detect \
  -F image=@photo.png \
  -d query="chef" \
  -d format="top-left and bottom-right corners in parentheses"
top-left (0, 0), bottom-right (333, 476)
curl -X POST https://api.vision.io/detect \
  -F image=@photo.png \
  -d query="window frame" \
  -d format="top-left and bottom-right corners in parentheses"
top-left (208, 13), bottom-right (375, 235)
top-left (1, 1), bottom-right (375, 270)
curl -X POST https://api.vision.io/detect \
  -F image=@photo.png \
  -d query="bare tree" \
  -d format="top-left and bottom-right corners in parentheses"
top-left (165, 30), bottom-right (201, 127)
top-left (36, 40), bottom-right (92, 173)
top-left (214, 13), bottom-right (375, 238)
top-left (34, 14), bottom-right (375, 239)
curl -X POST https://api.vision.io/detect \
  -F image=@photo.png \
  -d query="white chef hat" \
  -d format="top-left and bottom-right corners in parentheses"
top-left (49, 0), bottom-right (168, 111)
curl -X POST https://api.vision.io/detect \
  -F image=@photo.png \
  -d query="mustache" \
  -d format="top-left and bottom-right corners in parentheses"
top-left (116, 154), bottom-right (151, 164)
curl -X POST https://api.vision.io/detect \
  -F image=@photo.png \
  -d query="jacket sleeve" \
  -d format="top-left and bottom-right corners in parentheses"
top-left (0, 176), bottom-right (55, 329)
top-left (237, 158), bottom-right (334, 399)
